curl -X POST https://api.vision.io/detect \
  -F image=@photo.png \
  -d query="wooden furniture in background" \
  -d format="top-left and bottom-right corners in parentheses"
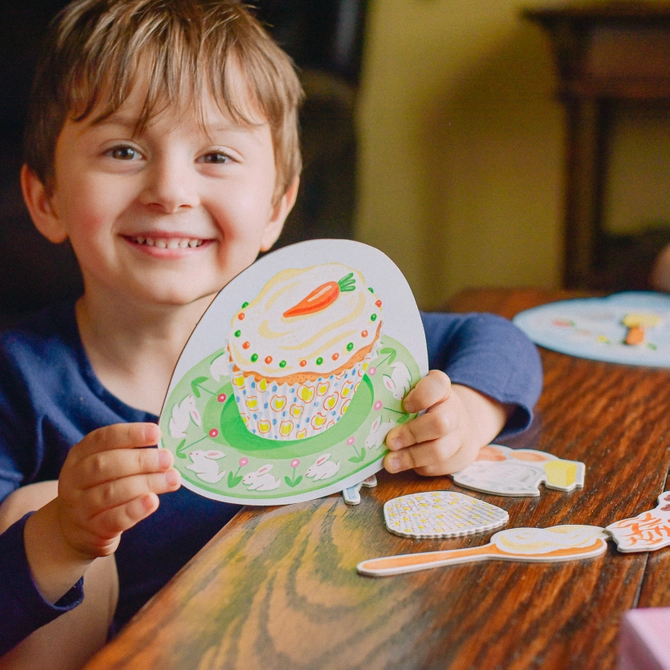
top-left (85, 288), bottom-right (670, 669)
top-left (523, 2), bottom-right (670, 290)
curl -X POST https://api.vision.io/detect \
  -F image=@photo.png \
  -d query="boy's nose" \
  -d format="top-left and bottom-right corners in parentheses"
top-left (140, 159), bottom-right (199, 213)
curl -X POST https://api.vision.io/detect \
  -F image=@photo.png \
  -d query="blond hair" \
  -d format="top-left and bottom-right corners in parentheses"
top-left (24, 0), bottom-right (303, 203)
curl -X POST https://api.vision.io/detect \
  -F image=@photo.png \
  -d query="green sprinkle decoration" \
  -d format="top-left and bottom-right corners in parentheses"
top-left (242, 301), bottom-right (249, 308)
top-left (250, 353), bottom-right (258, 362)
top-left (368, 287), bottom-right (374, 293)
top-left (346, 342), bottom-right (354, 351)
top-left (371, 313), bottom-right (377, 321)
top-left (316, 357), bottom-right (323, 365)
top-left (234, 330), bottom-right (241, 337)
top-left (279, 360), bottom-right (287, 368)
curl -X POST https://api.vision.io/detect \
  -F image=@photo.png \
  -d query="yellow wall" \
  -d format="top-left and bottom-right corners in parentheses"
top-left (357, 0), bottom-right (563, 308)
top-left (356, 0), bottom-right (670, 310)
top-left (356, 0), bottom-right (565, 310)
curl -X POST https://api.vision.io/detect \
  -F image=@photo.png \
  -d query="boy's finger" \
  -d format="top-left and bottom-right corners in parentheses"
top-left (384, 438), bottom-right (458, 474)
top-left (78, 448), bottom-right (174, 489)
top-left (74, 423), bottom-right (162, 459)
top-left (90, 492), bottom-right (162, 538)
top-left (82, 470), bottom-right (181, 519)
top-left (403, 369), bottom-right (451, 413)
top-left (385, 410), bottom-right (454, 451)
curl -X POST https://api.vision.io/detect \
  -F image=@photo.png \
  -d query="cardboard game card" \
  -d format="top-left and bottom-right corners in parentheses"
top-left (606, 492), bottom-right (670, 552)
top-left (357, 525), bottom-right (609, 577)
top-left (512, 291), bottom-right (670, 367)
top-left (452, 444), bottom-right (585, 497)
top-left (159, 240), bottom-right (428, 505)
top-left (383, 491), bottom-right (509, 539)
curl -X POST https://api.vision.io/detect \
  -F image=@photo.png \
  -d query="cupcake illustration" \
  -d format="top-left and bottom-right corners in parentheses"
top-left (227, 263), bottom-right (383, 440)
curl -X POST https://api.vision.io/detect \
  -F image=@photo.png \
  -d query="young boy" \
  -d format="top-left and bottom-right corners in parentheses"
top-left (0, 0), bottom-right (542, 665)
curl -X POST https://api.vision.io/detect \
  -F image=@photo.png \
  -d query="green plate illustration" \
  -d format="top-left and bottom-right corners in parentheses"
top-left (160, 336), bottom-right (419, 505)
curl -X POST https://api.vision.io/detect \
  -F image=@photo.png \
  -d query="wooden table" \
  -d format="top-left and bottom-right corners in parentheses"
top-left (86, 288), bottom-right (670, 669)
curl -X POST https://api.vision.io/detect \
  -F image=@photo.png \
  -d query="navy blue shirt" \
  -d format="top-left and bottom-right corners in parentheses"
top-left (0, 302), bottom-right (541, 654)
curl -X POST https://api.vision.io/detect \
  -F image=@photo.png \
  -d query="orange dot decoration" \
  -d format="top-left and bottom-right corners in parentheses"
top-left (242, 341), bottom-right (250, 350)
top-left (265, 356), bottom-right (273, 364)
top-left (375, 299), bottom-right (382, 307)
top-left (332, 352), bottom-right (339, 361)
top-left (362, 330), bottom-right (368, 338)
top-left (238, 312), bottom-right (245, 320)
top-left (299, 360), bottom-right (307, 367)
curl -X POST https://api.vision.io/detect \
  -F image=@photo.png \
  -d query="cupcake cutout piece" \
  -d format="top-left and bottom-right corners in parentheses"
top-left (159, 240), bottom-right (428, 506)
top-left (452, 444), bottom-right (585, 497)
top-left (606, 492), bottom-right (670, 553)
top-left (358, 525), bottom-right (609, 577)
top-left (383, 491), bottom-right (509, 539)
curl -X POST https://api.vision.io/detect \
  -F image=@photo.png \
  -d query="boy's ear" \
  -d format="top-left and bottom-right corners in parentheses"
top-left (260, 176), bottom-right (300, 252)
top-left (20, 164), bottom-right (69, 244)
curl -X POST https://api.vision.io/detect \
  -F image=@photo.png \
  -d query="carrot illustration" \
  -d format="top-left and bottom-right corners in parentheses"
top-left (283, 273), bottom-right (356, 317)
top-left (621, 312), bottom-right (661, 346)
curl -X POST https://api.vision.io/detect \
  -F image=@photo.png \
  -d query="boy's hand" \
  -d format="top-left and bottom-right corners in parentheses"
top-left (383, 370), bottom-right (510, 476)
top-left (56, 423), bottom-right (180, 560)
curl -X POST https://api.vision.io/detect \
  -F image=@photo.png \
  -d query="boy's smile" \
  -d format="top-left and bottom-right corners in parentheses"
top-left (23, 68), bottom-right (297, 315)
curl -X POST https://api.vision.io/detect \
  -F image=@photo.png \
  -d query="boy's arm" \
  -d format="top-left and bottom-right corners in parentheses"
top-left (384, 311), bottom-right (542, 476)
top-left (0, 513), bottom-right (84, 656)
top-left (0, 423), bottom-right (179, 655)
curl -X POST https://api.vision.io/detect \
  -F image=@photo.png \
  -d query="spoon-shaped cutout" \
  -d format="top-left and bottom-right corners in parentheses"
top-left (357, 525), bottom-right (608, 577)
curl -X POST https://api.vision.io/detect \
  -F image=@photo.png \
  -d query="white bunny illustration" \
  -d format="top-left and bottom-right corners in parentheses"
top-left (365, 416), bottom-right (396, 450)
top-left (306, 454), bottom-right (340, 480)
top-left (168, 394), bottom-right (202, 439)
top-left (209, 352), bottom-right (228, 382)
top-left (242, 464), bottom-right (280, 491)
top-left (382, 361), bottom-right (412, 400)
top-left (186, 450), bottom-right (226, 483)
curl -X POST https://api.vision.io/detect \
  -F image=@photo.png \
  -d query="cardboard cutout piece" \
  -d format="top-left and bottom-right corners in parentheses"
top-left (606, 492), bottom-right (670, 552)
top-left (452, 444), bottom-right (585, 497)
top-left (357, 525), bottom-right (608, 577)
top-left (159, 240), bottom-right (428, 505)
top-left (513, 292), bottom-right (670, 367)
top-left (383, 491), bottom-right (509, 539)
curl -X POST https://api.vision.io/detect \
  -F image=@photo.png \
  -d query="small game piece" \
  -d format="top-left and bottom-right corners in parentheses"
top-left (342, 475), bottom-right (378, 505)
top-left (606, 492), bottom-right (670, 552)
top-left (452, 444), bottom-right (585, 497)
top-left (622, 313), bottom-right (662, 346)
top-left (357, 525), bottom-right (608, 577)
top-left (383, 491), bottom-right (509, 539)
top-left (512, 291), bottom-right (670, 367)
top-left (619, 608), bottom-right (670, 670)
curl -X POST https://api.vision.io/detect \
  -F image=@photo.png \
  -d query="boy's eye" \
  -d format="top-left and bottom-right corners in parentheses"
top-left (108, 146), bottom-right (141, 160)
top-left (201, 152), bottom-right (230, 164)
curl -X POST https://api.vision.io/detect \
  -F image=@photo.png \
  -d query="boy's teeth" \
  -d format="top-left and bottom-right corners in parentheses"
top-left (132, 236), bottom-right (203, 248)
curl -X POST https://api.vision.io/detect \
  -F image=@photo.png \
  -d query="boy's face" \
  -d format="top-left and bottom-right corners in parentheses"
top-left (23, 67), bottom-right (297, 312)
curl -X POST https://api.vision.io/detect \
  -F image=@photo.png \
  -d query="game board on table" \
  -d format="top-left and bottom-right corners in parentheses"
top-left (158, 239), bottom-right (428, 506)
top-left (512, 291), bottom-right (670, 367)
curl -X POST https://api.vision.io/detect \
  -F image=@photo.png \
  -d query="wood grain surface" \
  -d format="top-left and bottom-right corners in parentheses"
top-left (86, 288), bottom-right (670, 669)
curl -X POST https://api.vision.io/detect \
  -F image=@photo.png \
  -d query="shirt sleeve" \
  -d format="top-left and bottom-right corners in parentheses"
top-left (0, 513), bottom-right (84, 656)
top-left (420, 311), bottom-right (543, 438)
